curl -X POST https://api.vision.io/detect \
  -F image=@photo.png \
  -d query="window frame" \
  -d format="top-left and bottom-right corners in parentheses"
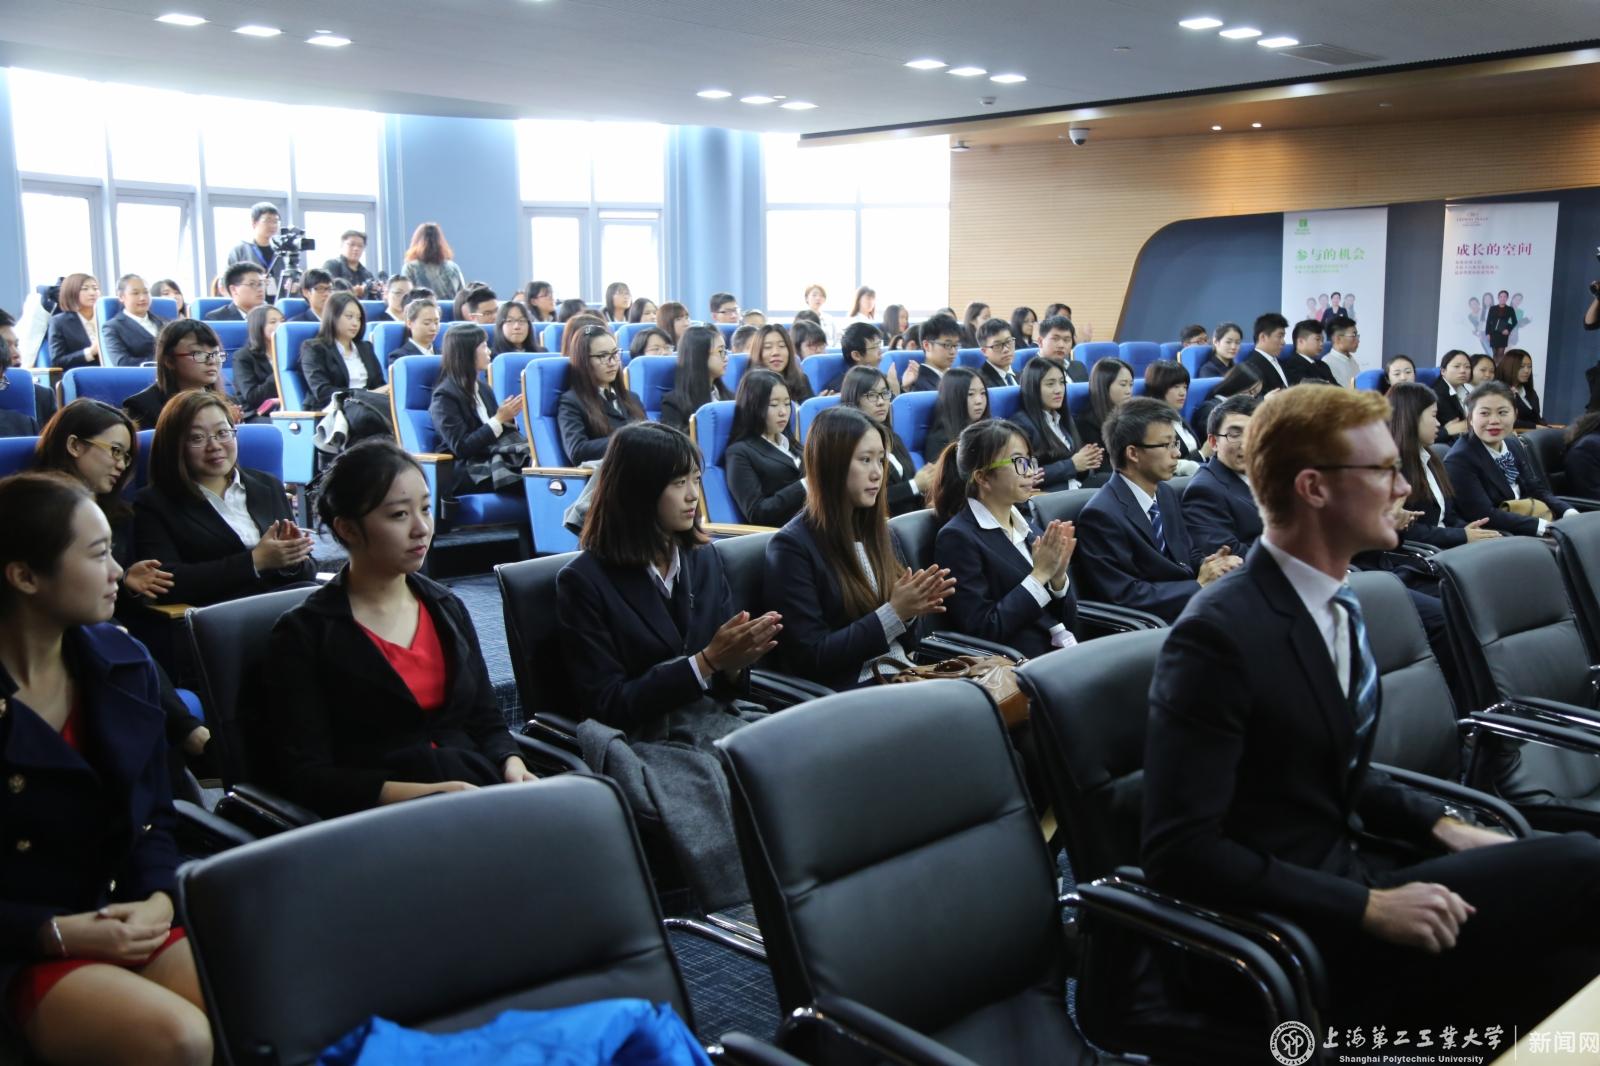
top-left (19, 176), bottom-right (107, 288)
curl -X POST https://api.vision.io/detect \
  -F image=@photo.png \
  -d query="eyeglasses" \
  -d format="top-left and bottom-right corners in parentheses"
top-left (927, 339), bottom-right (959, 352)
top-left (1312, 460), bottom-right (1403, 488)
top-left (984, 339), bottom-right (1016, 352)
top-left (862, 344), bottom-right (884, 357)
top-left (986, 454), bottom-right (1040, 475)
top-left (182, 349), bottom-right (224, 365)
top-left (81, 437), bottom-right (131, 464)
top-left (589, 349), bottom-right (622, 364)
top-left (1132, 438), bottom-right (1182, 452)
top-left (862, 389), bottom-right (892, 402)
top-left (236, 279), bottom-right (266, 290)
top-left (184, 427), bottom-right (237, 448)
top-left (1218, 427), bottom-right (1248, 442)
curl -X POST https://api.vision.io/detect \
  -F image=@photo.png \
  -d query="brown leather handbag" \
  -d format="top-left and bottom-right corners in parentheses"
top-left (1499, 498), bottom-right (1553, 521)
top-left (870, 654), bottom-right (1030, 728)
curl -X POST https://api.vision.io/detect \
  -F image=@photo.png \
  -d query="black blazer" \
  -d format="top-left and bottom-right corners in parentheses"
top-left (1143, 546), bottom-right (1447, 933)
top-left (1075, 475), bottom-right (1204, 623)
top-left (556, 547), bottom-right (750, 736)
top-left (45, 312), bottom-right (97, 371)
top-left (232, 346), bottom-right (279, 413)
top-left (103, 312), bottom-right (168, 367)
top-left (1442, 433), bottom-right (1567, 537)
top-left (1282, 354), bottom-right (1336, 387)
top-left (660, 384), bottom-right (731, 434)
top-left (922, 419), bottom-right (960, 469)
top-left (1402, 469), bottom-right (1472, 550)
top-left (33, 384), bottom-right (56, 426)
top-left (300, 339), bottom-right (384, 411)
top-left (725, 435), bottom-right (806, 526)
top-left (1241, 352), bottom-right (1289, 396)
top-left (251, 571), bottom-right (519, 818)
top-left (1197, 352), bottom-right (1231, 380)
top-left (1512, 385), bottom-right (1542, 429)
top-left (765, 515), bottom-right (924, 692)
top-left (1182, 456), bottom-right (1262, 557)
top-left (1431, 378), bottom-right (1470, 444)
top-left (386, 339), bottom-right (431, 367)
top-left (1566, 434), bottom-right (1600, 499)
top-left (131, 466), bottom-right (314, 605)
top-left (429, 376), bottom-right (513, 497)
top-left (881, 432), bottom-right (924, 516)
top-left (978, 361), bottom-right (1018, 390)
top-left (556, 388), bottom-right (641, 464)
top-left (0, 409), bottom-right (36, 439)
top-left (287, 310), bottom-right (320, 325)
top-left (1484, 303), bottom-right (1517, 348)
top-left (908, 364), bottom-right (943, 393)
top-left (934, 504), bottom-right (1077, 659)
top-left (1010, 409), bottom-right (1090, 491)
top-left (123, 383), bottom-right (176, 431)
top-left (203, 304), bottom-right (246, 322)
top-left (0, 624), bottom-right (177, 990)
top-left (1063, 359), bottom-right (1088, 384)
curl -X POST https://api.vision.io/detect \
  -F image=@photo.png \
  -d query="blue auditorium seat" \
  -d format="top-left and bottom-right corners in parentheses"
top-left (722, 353), bottom-right (751, 394)
top-left (61, 366), bottom-right (155, 408)
top-left (437, 321), bottom-right (494, 354)
top-left (1237, 342), bottom-right (1256, 361)
top-left (1184, 377), bottom-right (1224, 424)
top-left (131, 425), bottom-right (282, 490)
top-left (615, 322), bottom-right (652, 350)
top-left (436, 303), bottom-right (455, 322)
top-left (276, 298), bottom-right (308, 321)
top-left (1178, 344), bottom-right (1211, 378)
top-left (193, 297), bottom-right (231, 320)
top-left (520, 357), bottom-right (589, 554)
top-left (359, 300), bottom-right (386, 322)
top-left (878, 349), bottom-right (926, 385)
top-left (1119, 342), bottom-right (1162, 377)
top-left (269, 322), bottom-right (328, 485)
top-left (1160, 342), bottom-right (1184, 363)
top-left (1417, 367), bottom-right (1441, 386)
top-left (0, 436), bottom-right (36, 476)
top-left (1076, 341), bottom-right (1118, 368)
top-left (1355, 369), bottom-right (1384, 391)
top-left (1014, 347), bottom-right (1040, 374)
top-left (368, 322), bottom-right (409, 367)
top-left (0, 368), bottom-right (37, 419)
top-left (1065, 382), bottom-right (1094, 421)
top-left (800, 354), bottom-right (846, 396)
top-left (988, 385), bottom-right (1022, 422)
top-left (272, 323), bottom-right (324, 413)
top-left (890, 390), bottom-right (939, 470)
top-left (716, 323), bottom-right (737, 345)
top-left (626, 355), bottom-right (676, 421)
top-left (954, 348), bottom-right (985, 371)
top-left (209, 321), bottom-right (249, 389)
top-left (487, 352), bottom-right (541, 439)
top-left (796, 395), bottom-right (840, 440)
top-left (542, 322), bottom-right (565, 353)
top-left (690, 400), bottom-right (740, 523)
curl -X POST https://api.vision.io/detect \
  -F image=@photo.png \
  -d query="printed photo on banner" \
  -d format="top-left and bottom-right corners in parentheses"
top-left (1281, 208), bottom-right (1388, 379)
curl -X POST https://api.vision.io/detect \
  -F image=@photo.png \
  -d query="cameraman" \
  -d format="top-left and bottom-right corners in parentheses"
top-left (323, 230), bottom-right (377, 297)
top-left (227, 201), bottom-right (294, 298)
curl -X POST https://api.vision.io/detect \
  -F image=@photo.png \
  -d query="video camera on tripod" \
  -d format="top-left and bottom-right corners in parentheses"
top-left (269, 226), bottom-right (316, 296)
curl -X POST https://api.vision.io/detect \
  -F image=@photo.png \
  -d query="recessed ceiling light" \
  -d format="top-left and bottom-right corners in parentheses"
top-left (905, 58), bottom-right (947, 70)
top-left (1211, 125), bottom-right (1223, 131)
top-left (234, 24), bottom-right (281, 37)
top-left (1113, 45), bottom-right (1132, 52)
top-left (780, 101), bottom-right (818, 110)
top-left (1218, 26), bottom-right (1261, 39)
top-left (696, 89), bottom-right (731, 99)
top-left (1257, 36), bottom-right (1298, 48)
top-left (739, 95), bottom-right (775, 105)
top-left (307, 34), bottom-right (350, 47)
top-left (155, 12), bottom-right (206, 26)
top-left (949, 66), bottom-right (988, 77)
top-left (990, 73), bottom-right (1027, 84)
top-left (1178, 16), bottom-right (1223, 29)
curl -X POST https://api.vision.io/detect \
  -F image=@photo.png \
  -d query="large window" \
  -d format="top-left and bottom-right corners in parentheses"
top-left (20, 188), bottom-right (98, 290)
top-left (515, 119), bottom-right (667, 307)
top-left (762, 133), bottom-right (950, 315)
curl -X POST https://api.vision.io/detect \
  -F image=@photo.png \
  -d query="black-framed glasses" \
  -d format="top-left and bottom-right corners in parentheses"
top-left (589, 349), bottom-right (622, 363)
top-left (927, 339), bottom-right (959, 352)
top-left (1218, 427), bottom-right (1247, 441)
top-left (1312, 461), bottom-right (1403, 488)
top-left (1132, 438), bottom-right (1182, 452)
top-left (862, 388), bottom-right (892, 402)
top-left (984, 338), bottom-right (1016, 352)
top-left (183, 349), bottom-right (224, 365)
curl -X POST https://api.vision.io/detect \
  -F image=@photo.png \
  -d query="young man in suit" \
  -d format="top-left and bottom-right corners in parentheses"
top-left (910, 313), bottom-right (961, 393)
top-left (1181, 394), bottom-right (1260, 556)
top-left (1144, 383), bottom-right (1600, 1034)
top-left (1442, 380), bottom-right (1573, 536)
top-left (1241, 312), bottom-right (1291, 395)
top-left (205, 262), bottom-right (267, 322)
top-left (975, 317), bottom-right (1018, 389)
top-left (1283, 318), bottom-right (1337, 386)
top-left (287, 269), bottom-right (333, 324)
top-left (1037, 314), bottom-right (1088, 383)
top-left (710, 292), bottom-right (740, 324)
top-left (1074, 397), bottom-right (1241, 622)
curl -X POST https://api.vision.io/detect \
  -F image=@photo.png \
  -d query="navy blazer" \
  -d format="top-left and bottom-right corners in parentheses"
top-left (908, 365), bottom-right (943, 393)
top-left (978, 361), bottom-right (1019, 390)
top-left (1182, 457), bottom-right (1262, 557)
top-left (1282, 353), bottom-right (1336, 387)
top-left (765, 515), bottom-right (924, 691)
top-left (300, 339), bottom-right (384, 411)
top-left (725, 436), bottom-right (806, 527)
top-left (203, 304), bottom-right (247, 322)
top-left (103, 312), bottom-right (168, 368)
top-left (132, 466), bottom-right (315, 605)
top-left (123, 383), bottom-right (176, 431)
top-left (232, 346), bottom-right (278, 413)
top-left (1075, 475), bottom-right (1204, 623)
top-left (386, 339), bottom-right (431, 367)
top-left (556, 546), bottom-right (749, 736)
top-left (557, 388), bottom-right (641, 464)
top-left (1143, 545), bottom-right (1446, 933)
top-left (1402, 464), bottom-right (1472, 549)
top-left (1241, 352), bottom-right (1289, 396)
top-left (252, 571), bottom-right (518, 818)
top-left (0, 410), bottom-right (36, 439)
top-left (1566, 434), bottom-right (1600, 499)
top-left (1442, 433), bottom-right (1567, 537)
top-left (1431, 377), bottom-right (1471, 444)
top-left (934, 504), bottom-right (1078, 659)
top-left (1197, 353), bottom-right (1232, 380)
top-left (0, 625), bottom-right (177, 980)
top-left (429, 376), bottom-right (504, 463)
top-left (1512, 385), bottom-right (1542, 429)
top-left (1010, 409), bottom-right (1088, 491)
top-left (45, 312), bottom-right (97, 371)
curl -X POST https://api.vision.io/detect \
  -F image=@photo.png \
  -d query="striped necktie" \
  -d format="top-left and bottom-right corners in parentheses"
top-left (1492, 446), bottom-right (1519, 490)
top-left (1147, 501), bottom-right (1168, 557)
top-left (1331, 586), bottom-right (1377, 764)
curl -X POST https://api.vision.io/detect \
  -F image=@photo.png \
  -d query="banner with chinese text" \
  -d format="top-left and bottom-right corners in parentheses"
top-left (1281, 208), bottom-right (1388, 371)
top-left (1435, 201), bottom-right (1559, 397)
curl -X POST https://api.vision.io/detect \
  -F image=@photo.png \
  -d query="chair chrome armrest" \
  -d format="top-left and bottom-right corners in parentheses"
top-left (511, 732), bottom-right (586, 774)
top-left (269, 410), bottom-right (322, 420)
top-left (1368, 761), bottom-right (1532, 838)
top-left (523, 465), bottom-right (595, 478)
top-left (1480, 696), bottom-right (1600, 734)
top-left (523, 712), bottom-right (581, 751)
top-left (173, 799), bottom-right (256, 854)
top-left (1399, 539), bottom-right (1441, 556)
top-left (917, 632), bottom-right (1025, 662)
top-left (780, 994), bottom-right (984, 1066)
top-left (215, 783), bottom-right (321, 837)
top-left (1466, 709), bottom-right (1600, 758)
top-left (704, 522), bottom-right (777, 538)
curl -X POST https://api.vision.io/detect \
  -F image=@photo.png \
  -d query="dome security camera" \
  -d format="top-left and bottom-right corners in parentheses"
top-left (1068, 128), bottom-right (1091, 146)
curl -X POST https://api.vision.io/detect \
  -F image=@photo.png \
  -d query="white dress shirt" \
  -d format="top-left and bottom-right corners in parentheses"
top-left (1042, 413), bottom-right (1081, 490)
top-left (129, 312), bottom-right (160, 338)
top-left (199, 469), bottom-right (262, 550)
top-left (1259, 535), bottom-right (1351, 693)
top-left (473, 385), bottom-right (505, 438)
top-left (856, 542), bottom-right (910, 681)
top-left (338, 340), bottom-right (368, 390)
top-left (763, 433), bottom-right (801, 468)
top-left (1261, 353), bottom-right (1290, 389)
top-left (967, 499), bottom-right (1075, 648)
top-left (1420, 447), bottom-right (1446, 518)
top-left (648, 545), bottom-right (709, 690)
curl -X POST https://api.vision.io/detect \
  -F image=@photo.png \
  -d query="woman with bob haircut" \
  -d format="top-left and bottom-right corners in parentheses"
top-left (557, 322), bottom-right (645, 463)
top-left (763, 405), bottom-right (955, 691)
top-left (660, 325), bottom-right (732, 433)
top-left (491, 299), bottom-right (544, 355)
top-left (44, 272), bottom-right (102, 371)
top-left (626, 297), bottom-right (658, 324)
top-left (123, 320), bottom-right (237, 431)
top-left (655, 302), bottom-right (691, 345)
top-left (724, 368), bottom-right (805, 526)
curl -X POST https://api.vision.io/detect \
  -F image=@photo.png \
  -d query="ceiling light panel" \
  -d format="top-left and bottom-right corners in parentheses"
top-left (1178, 16), bottom-right (1222, 29)
top-left (1257, 36), bottom-right (1299, 48)
top-left (990, 73), bottom-right (1027, 84)
top-left (155, 12), bottom-right (206, 26)
top-left (235, 24), bottom-right (282, 37)
top-left (905, 58), bottom-right (947, 70)
top-left (948, 66), bottom-right (987, 77)
top-left (1218, 26), bottom-right (1261, 38)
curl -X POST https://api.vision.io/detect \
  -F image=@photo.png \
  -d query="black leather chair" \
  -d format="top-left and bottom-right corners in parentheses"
top-left (718, 678), bottom-right (1131, 1065)
top-left (179, 776), bottom-right (800, 1066)
top-left (1522, 427), bottom-right (1600, 509)
top-left (1550, 511), bottom-right (1600, 660)
top-left (1028, 487), bottom-right (1168, 636)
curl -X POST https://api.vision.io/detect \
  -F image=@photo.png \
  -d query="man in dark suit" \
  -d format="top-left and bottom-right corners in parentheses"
top-left (205, 262), bottom-right (267, 322)
top-left (1146, 384), bottom-right (1600, 1033)
top-left (975, 317), bottom-right (1018, 389)
top-left (1442, 380), bottom-right (1572, 537)
top-left (287, 269), bottom-right (333, 324)
top-left (1075, 398), bottom-right (1242, 622)
top-left (909, 312), bottom-right (961, 393)
top-left (1282, 319), bottom-right (1337, 386)
top-left (1241, 312), bottom-right (1291, 395)
top-left (1037, 314), bottom-right (1088, 383)
top-left (1181, 394), bottom-right (1261, 556)
top-left (103, 274), bottom-right (170, 367)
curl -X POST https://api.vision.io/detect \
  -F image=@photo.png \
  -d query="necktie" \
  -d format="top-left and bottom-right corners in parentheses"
top-left (1147, 501), bottom-right (1168, 556)
top-left (1004, 371), bottom-right (1017, 387)
top-left (1492, 446), bottom-right (1519, 490)
top-left (1331, 586), bottom-right (1378, 765)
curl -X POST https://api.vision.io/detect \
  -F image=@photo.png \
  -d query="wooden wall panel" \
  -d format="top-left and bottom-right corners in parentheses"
top-left (949, 111), bottom-right (1600, 339)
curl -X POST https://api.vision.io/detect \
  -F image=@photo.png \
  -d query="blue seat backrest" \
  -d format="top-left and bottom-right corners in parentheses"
top-left (436, 303), bottom-right (455, 322)
top-left (1120, 341), bottom-right (1162, 377)
top-left (716, 324), bottom-right (736, 345)
top-left (1078, 341), bottom-right (1119, 368)
top-left (523, 358), bottom-right (572, 466)
top-left (627, 355), bottom-right (676, 421)
top-left (490, 353), bottom-right (541, 438)
top-left (1014, 347), bottom-right (1039, 374)
top-left (1416, 367), bottom-right (1441, 386)
top-left (61, 366), bottom-right (156, 408)
top-left (194, 297), bottom-right (231, 320)
top-left (130, 424), bottom-right (281, 490)
top-left (359, 300), bottom-right (385, 322)
top-left (878, 349), bottom-right (926, 384)
top-left (954, 348), bottom-right (985, 371)
top-left (1179, 344), bottom-right (1211, 378)
top-left (796, 395), bottom-right (840, 440)
top-left (0, 369), bottom-right (36, 418)
top-left (0, 435), bottom-right (37, 476)
top-left (1237, 342), bottom-right (1256, 361)
top-left (1132, 379), bottom-right (1147, 398)
top-left (211, 321), bottom-right (249, 359)
top-left (1185, 377), bottom-right (1223, 423)
top-left (988, 385), bottom-right (1022, 422)
top-left (691, 400), bottom-right (739, 523)
top-left (615, 323), bottom-right (651, 350)
top-left (542, 323), bottom-right (565, 354)
top-left (801, 354), bottom-right (845, 396)
top-left (723, 352), bottom-right (750, 394)
top-left (277, 298), bottom-right (308, 321)
top-left (1065, 382), bottom-right (1094, 421)
top-left (389, 355), bottom-right (443, 455)
top-left (368, 322), bottom-right (408, 367)
top-left (95, 296), bottom-right (122, 331)
top-left (890, 390), bottom-right (939, 470)
top-left (437, 321), bottom-right (493, 354)
top-left (1355, 368), bottom-right (1384, 391)
top-left (1160, 342), bottom-right (1183, 362)
top-left (274, 323), bottom-right (323, 412)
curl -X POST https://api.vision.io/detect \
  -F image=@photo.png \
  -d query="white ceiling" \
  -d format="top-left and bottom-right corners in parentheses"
top-left (3, 0), bottom-right (1597, 135)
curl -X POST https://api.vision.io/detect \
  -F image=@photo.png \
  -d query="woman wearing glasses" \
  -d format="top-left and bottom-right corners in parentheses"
top-left (838, 365), bottom-right (927, 515)
top-left (123, 321), bottom-right (240, 431)
top-left (558, 323), bottom-right (645, 463)
top-left (133, 391), bottom-right (315, 606)
top-left (931, 419), bottom-right (1078, 659)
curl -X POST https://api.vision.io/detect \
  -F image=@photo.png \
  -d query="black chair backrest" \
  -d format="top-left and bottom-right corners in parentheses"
top-left (887, 508), bottom-right (940, 570)
top-left (1429, 442), bottom-right (1451, 469)
top-left (1029, 486), bottom-right (1099, 527)
top-left (181, 775), bottom-right (691, 1066)
top-left (713, 529), bottom-right (774, 616)
top-left (1521, 427), bottom-right (1567, 494)
top-left (496, 552), bottom-right (580, 718)
top-left (1551, 512), bottom-right (1600, 661)
top-left (187, 585), bottom-right (318, 787)
top-left (1015, 628), bottom-right (1167, 884)
top-left (1347, 571), bottom-right (1461, 780)
top-left (1166, 474), bottom-right (1192, 497)
top-left (717, 680), bottom-right (1061, 1032)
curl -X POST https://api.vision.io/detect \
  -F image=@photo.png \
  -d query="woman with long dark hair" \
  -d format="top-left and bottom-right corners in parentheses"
top-left (922, 366), bottom-right (988, 468)
top-left (1565, 412), bottom-right (1600, 499)
top-left (231, 303), bottom-right (284, 415)
top-left (1379, 354), bottom-right (1417, 396)
top-left (847, 286), bottom-right (877, 325)
top-left (626, 297), bottom-right (658, 324)
top-left (299, 293), bottom-right (386, 412)
top-left (750, 324), bottom-right (811, 404)
top-left (602, 282), bottom-right (632, 323)
top-left (1011, 356), bottom-right (1104, 489)
top-left (724, 368), bottom-right (805, 526)
top-left (491, 299), bottom-right (544, 355)
top-left (557, 322), bottom-right (645, 463)
top-left (1385, 381), bottom-right (1500, 548)
top-left (523, 280), bottom-right (554, 322)
top-left (1188, 361), bottom-right (1262, 451)
top-left (1495, 348), bottom-right (1546, 429)
top-left (959, 301), bottom-right (991, 348)
top-left (628, 326), bottom-right (675, 360)
top-left (429, 324), bottom-right (526, 495)
top-left (839, 365), bottom-right (926, 515)
top-left (1009, 306), bottom-right (1038, 350)
top-left (123, 320), bottom-right (238, 431)
top-left (1197, 322), bottom-right (1242, 379)
top-left (1077, 356), bottom-right (1134, 472)
top-left (401, 222), bottom-right (466, 299)
top-left (150, 278), bottom-right (188, 319)
top-left (661, 325), bottom-right (732, 433)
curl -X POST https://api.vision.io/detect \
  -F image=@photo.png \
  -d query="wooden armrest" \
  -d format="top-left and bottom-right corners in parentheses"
top-left (145, 602), bottom-right (193, 620)
top-left (411, 452), bottom-right (454, 462)
top-left (27, 366), bottom-right (63, 378)
top-left (269, 410), bottom-right (321, 420)
top-left (522, 466), bottom-right (593, 477)
top-left (704, 522), bottom-right (776, 537)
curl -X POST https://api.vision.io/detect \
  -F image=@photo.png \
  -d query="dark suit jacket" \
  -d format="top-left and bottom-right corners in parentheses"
top-left (1566, 434), bottom-right (1600, 499)
top-left (231, 346), bottom-right (279, 413)
top-left (132, 466), bottom-right (314, 605)
top-left (0, 624), bottom-right (177, 988)
top-left (45, 313), bottom-right (97, 371)
top-left (1075, 475), bottom-right (1204, 623)
top-left (1512, 385), bottom-right (1542, 429)
top-left (203, 304), bottom-right (247, 322)
top-left (978, 361), bottom-right (1019, 390)
top-left (123, 383), bottom-right (176, 431)
top-left (300, 339), bottom-right (384, 412)
top-left (386, 339), bottom-right (431, 367)
top-left (429, 376), bottom-right (503, 463)
top-left (882, 432), bottom-right (923, 516)
top-left (934, 504), bottom-right (1078, 659)
top-left (765, 516), bottom-right (924, 692)
top-left (33, 384), bottom-right (56, 426)
top-left (1063, 359), bottom-right (1088, 384)
top-left (1282, 354), bottom-right (1337, 387)
top-left (1197, 353), bottom-right (1231, 380)
top-left (556, 547), bottom-right (750, 736)
top-left (923, 420), bottom-right (959, 469)
top-left (660, 385), bottom-right (731, 434)
top-left (287, 310), bottom-right (321, 325)
top-left (0, 409), bottom-right (36, 438)
top-left (725, 435), bottom-right (806, 526)
top-left (1241, 352), bottom-right (1289, 396)
top-left (1431, 378), bottom-right (1470, 444)
top-left (252, 571), bottom-right (518, 818)
top-left (1182, 457), bottom-right (1262, 556)
top-left (1403, 467), bottom-right (1472, 549)
top-left (908, 364), bottom-right (944, 393)
top-left (103, 312), bottom-right (169, 367)
top-left (556, 388), bottom-right (641, 464)
top-left (1442, 433), bottom-right (1567, 536)
top-left (1010, 409), bottom-right (1093, 491)
top-left (1143, 545), bottom-right (1447, 933)
top-left (1484, 304), bottom-right (1517, 348)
